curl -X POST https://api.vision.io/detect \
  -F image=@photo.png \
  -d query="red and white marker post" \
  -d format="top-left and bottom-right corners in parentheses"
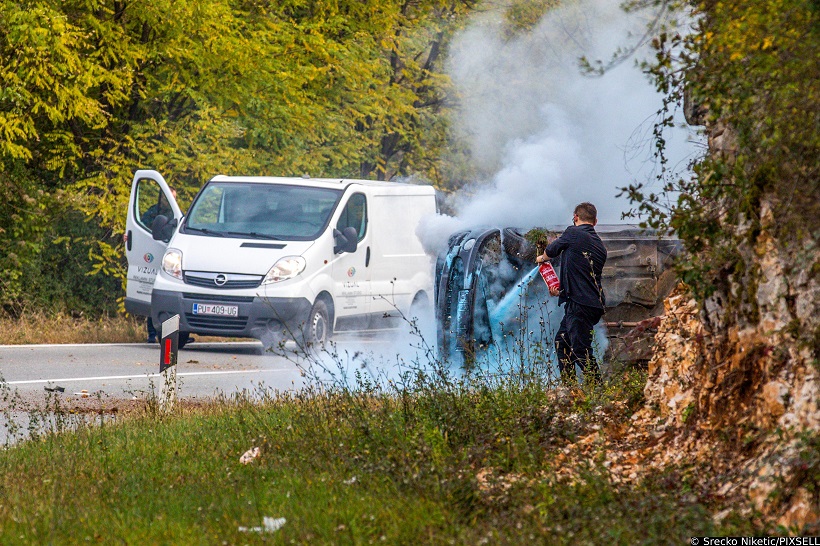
top-left (159, 314), bottom-right (180, 411)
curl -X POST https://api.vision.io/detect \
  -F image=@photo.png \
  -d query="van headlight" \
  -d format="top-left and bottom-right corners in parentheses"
top-left (162, 249), bottom-right (183, 280)
top-left (262, 256), bottom-right (306, 284)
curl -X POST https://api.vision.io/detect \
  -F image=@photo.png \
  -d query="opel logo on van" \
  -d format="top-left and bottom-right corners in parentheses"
top-left (214, 274), bottom-right (228, 286)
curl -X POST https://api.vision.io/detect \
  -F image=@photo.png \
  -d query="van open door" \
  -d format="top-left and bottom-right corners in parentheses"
top-left (124, 170), bottom-right (182, 318)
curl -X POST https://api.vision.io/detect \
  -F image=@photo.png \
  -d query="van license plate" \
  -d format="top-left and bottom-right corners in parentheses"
top-left (192, 303), bottom-right (239, 317)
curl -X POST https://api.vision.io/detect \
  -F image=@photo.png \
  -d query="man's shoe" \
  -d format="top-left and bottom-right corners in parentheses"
top-left (147, 336), bottom-right (157, 344)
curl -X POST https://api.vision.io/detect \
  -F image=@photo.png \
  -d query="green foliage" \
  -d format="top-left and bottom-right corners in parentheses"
top-left (523, 227), bottom-right (561, 256)
top-left (0, 166), bottom-right (48, 313)
top-left (0, 0), bottom-right (476, 316)
top-left (0, 163), bottom-right (122, 315)
top-left (0, 165), bottom-right (120, 316)
top-left (503, 0), bottom-right (560, 35)
top-left (620, 0), bottom-right (820, 303)
top-left (0, 364), bottom-right (761, 542)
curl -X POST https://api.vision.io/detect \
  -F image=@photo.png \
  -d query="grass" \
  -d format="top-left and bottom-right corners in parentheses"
top-left (0, 311), bottom-right (145, 345)
top-left (0, 312), bottom-right (227, 345)
top-left (0, 347), bottom-right (762, 544)
top-left (0, 304), bottom-right (765, 542)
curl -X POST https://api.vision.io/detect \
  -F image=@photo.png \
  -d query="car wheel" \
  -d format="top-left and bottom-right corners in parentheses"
top-left (443, 257), bottom-right (466, 367)
top-left (502, 227), bottom-right (538, 262)
top-left (409, 292), bottom-right (432, 323)
top-left (303, 299), bottom-right (331, 348)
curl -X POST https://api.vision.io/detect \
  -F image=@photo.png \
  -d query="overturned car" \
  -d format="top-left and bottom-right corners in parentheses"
top-left (434, 226), bottom-right (682, 367)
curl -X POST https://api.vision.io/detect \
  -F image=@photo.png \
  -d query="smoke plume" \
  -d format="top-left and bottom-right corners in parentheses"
top-left (419, 0), bottom-right (699, 254)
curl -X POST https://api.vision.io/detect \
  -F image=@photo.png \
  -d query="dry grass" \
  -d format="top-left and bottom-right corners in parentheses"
top-left (0, 312), bottom-right (145, 345)
top-left (0, 312), bottom-right (234, 345)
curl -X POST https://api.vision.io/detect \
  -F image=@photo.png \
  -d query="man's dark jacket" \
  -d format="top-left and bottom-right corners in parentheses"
top-left (545, 224), bottom-right (607, 309)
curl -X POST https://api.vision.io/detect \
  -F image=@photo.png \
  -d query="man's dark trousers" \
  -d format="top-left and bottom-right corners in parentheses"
top-left (555, 300), bottom-right (604, 384)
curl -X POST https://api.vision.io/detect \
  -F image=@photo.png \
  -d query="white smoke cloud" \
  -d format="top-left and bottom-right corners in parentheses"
top-left (419, 0), bottom-right (699, 253)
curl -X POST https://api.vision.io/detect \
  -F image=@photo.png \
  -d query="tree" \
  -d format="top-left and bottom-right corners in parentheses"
top-left (620, 0), bottom-right (819, 527)
top-left (0, 0), bottom-right (477, 314)
top-left (624, 0), bottom-right (819, 339)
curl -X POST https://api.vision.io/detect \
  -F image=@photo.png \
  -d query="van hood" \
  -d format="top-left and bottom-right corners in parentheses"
top-left (171, 233), bottom-right (315, 275)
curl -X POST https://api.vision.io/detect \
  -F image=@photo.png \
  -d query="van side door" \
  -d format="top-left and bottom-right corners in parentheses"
top-left (124, 170), bottom-right (182, 318)
top-left (330, 192), bottom-right (372, 325)
top-left (368, 193), bottom-right (435, 319)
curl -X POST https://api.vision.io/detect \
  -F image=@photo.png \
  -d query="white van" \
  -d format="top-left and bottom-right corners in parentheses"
top-left (124, 170), bottom-right (436, 347)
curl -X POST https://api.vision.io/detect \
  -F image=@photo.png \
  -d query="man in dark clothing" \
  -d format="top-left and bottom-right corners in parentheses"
top-left (536, 202), bottom-right (607, 385)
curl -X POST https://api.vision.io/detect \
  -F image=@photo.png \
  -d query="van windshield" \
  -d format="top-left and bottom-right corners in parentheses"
top-left (183, 182), bottom-right (343, 241)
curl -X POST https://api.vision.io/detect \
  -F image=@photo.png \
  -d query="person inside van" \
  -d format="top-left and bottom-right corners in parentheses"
top-left (141, 187), bottom-right (176, 231)
top-left (142, 188), bottom-right (176, 343)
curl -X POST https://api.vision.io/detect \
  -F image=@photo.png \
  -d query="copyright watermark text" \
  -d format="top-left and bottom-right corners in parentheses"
top-left (689, 537), bottom-right (820, 546)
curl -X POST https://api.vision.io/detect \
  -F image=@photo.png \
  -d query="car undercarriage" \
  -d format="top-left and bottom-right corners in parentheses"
top-left (435, 226), bottom-right (682, 369)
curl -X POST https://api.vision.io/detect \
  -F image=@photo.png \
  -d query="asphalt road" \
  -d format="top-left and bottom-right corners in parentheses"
top-left (0, 327), bottom-right (435, 408)
top-left (0, 341), bottom-right (305, 402)
top-left (0, 326), bottom-right (437, 444)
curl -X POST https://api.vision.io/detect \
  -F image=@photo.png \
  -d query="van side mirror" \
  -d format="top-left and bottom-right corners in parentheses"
top-left (151, 215), bottom-right (178, 243)
top-left (333, 226), bottom-right (359, 254)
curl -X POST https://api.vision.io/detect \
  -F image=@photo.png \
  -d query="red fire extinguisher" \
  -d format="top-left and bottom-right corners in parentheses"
top-left (539, 262), bottom-right (560, 292)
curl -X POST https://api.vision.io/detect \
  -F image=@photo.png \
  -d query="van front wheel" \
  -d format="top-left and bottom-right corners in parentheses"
top-left (303, 300), bottom-right (330, 348)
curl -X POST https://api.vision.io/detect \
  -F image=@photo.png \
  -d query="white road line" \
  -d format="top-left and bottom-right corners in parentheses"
top-left (0, 338), bottom-right (392, 350)
top-left (0, 342), bottom-right (263, 349)
top-left (4, 369), bottom-right (293, 385)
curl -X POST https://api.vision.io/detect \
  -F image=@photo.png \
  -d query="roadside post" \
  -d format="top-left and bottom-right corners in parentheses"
top-left (159, 314), bottom-right (180, 412)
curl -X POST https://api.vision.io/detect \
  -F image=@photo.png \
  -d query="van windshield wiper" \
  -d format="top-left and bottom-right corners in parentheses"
top-left (244, 231), bottom-right (281, 240)
top-left (184, 226), bottom-right (280, 240)
top-left (185, 227), bottom-right (225, 237)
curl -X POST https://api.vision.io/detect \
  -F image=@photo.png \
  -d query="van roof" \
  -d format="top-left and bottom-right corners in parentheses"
top-left (209, 175), bottom-right (433, 193)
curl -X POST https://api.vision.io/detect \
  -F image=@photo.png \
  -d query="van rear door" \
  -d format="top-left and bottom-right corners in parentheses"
top-left (124, 170), bottom-right (182, 317)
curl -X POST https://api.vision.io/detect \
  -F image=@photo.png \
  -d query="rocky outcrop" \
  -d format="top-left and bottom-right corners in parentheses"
top-left (542, 187), bottom-right (818, 529)
top-left (624, 38), bottom-right (820, 525)
top-left (633, 219), bottom-right (819, 529)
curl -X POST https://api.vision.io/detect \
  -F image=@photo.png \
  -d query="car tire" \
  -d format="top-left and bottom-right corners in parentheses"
top-left (502, 227), bottom-right (538, 263)
top-left (439, 257), bottom-right (465, 366)
top-left (303, 299), bottom-right (331, 348)
top-left (409, 292), bottom-right (432, 322)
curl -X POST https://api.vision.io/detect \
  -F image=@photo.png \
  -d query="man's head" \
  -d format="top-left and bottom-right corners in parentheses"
top-left (157, 187), bottom-right (177, 215)
top-left (573, 202), bottom-right (597, 226)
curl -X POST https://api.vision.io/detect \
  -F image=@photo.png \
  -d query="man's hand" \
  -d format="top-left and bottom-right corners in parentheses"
top-left (549, 286), bottom-right (560, 297)
top-left (535, 253), bottom-right (546, 264)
